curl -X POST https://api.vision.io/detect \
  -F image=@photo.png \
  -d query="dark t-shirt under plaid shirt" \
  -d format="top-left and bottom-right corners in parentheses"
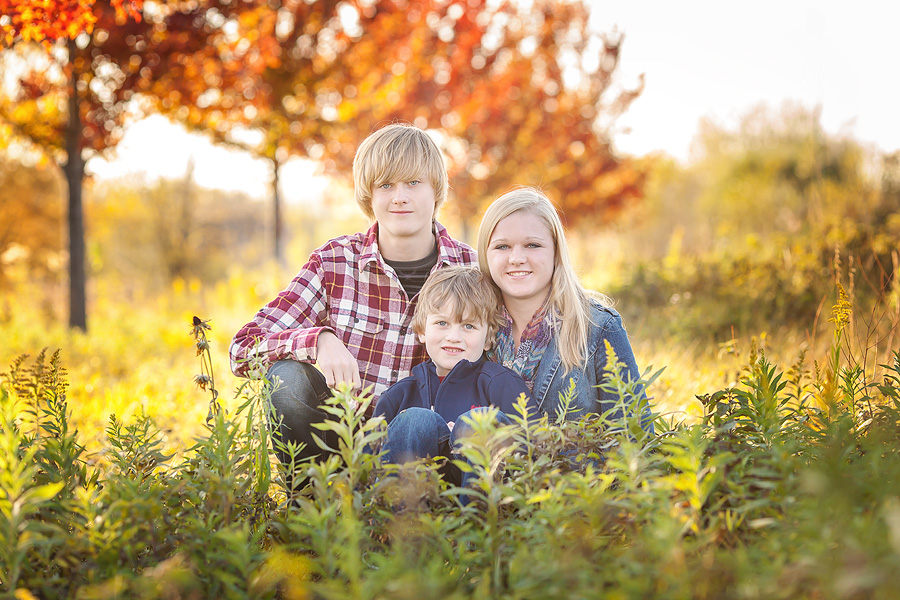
top-left (229, 221), bottom-right (476, 402)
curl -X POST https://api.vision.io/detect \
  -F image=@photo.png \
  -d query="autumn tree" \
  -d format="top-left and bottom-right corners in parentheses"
top-left (139, 0), bottom-right (370, 265)
top-left (0, 0), bottom-right (250, 330)
top-left (142, 0), bottom-right (458, 264)
top-left (0, 0), bottom-right (143, 46)
top-left (344, 0), bottom-right (647, 236)
top-left (149, 0), bottom-right (644, 261)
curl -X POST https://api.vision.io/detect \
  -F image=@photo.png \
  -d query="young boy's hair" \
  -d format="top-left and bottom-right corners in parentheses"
top-left (412, 266), bottom-right (504, 345)
top-left (352, 123), bottom-right (448, 220)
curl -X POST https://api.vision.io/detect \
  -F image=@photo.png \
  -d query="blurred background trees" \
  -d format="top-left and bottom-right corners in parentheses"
top-left (603, 103), bottom-right (899, 342)
top-left (1, 1), bottom-right (897, 347)
top-left (0, 0), bottom-right (240, 329)
top-left (1, 0), bottom-right (643, 330)
top-left (143, 0), bottom-right (644, 260)
top-left (0, 154), bottom-right (63, 296)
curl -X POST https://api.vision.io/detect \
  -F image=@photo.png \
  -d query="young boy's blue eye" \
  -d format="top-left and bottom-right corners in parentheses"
top-left (409, 180), bottom-right (420, 186)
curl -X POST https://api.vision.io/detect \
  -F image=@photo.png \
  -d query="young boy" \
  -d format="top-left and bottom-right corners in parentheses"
top-left (374, 266), bottom-right (537, 475)
top-left (229, 123), bottom-right (476, 470)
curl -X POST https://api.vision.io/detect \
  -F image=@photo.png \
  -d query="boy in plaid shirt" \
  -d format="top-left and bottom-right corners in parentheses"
top-left (230, 123), bottom-right (476, 472)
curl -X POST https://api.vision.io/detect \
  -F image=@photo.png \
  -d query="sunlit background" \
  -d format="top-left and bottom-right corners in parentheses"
top-left (4, 2), bottom-right (900, 594)
top-left (87, 0), bottom-right (900, 201)
top-left (1, 0), bottom-right (898, 448)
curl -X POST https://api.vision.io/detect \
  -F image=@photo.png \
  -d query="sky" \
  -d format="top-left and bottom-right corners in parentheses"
top-left (90, 0), bottom-right (900, 200)
top-left (592, 0), bottom-right (900, 159)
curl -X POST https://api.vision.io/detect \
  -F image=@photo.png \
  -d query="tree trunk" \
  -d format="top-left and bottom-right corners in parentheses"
top-left (272, 156), bottom-right (285, 266)
top-left (65, 39), bottom-right (87, 331)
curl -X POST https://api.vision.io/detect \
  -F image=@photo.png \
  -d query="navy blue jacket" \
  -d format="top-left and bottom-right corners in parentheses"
top-left (373, 356), bottom-right (536, 424)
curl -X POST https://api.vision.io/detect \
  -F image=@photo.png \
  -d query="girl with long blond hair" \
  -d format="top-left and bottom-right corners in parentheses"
top-left (477, 187), bottom-right (651, 425)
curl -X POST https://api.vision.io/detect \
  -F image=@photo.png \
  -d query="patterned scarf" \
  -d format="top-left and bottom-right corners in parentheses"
top-left (487, 296), bottom-right (553, 391)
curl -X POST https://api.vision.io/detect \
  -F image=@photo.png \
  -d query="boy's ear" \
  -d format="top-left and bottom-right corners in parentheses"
top-left (418, 332), bottom-right (426, 344)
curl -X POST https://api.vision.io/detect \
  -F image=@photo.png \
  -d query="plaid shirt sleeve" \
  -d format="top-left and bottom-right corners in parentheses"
top-left (229, 250), bottom-right (334, 377)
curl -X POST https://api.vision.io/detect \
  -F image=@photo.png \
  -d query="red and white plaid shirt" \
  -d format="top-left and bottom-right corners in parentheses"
top-left (229, 221), bottom-right (476, 401)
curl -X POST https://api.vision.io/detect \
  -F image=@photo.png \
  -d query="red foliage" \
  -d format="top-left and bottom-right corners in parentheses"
top-left (0, 0), bottom-right (142, 46)
top-left (146, 0), bottom-right (646, 228)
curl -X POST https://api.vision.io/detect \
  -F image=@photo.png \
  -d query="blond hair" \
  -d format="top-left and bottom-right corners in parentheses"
top-left (412, 266), bottom-right (503, 346)
top-left (476, 187), bottom-right (611, 373)
top-left (352, 123), bottom-right (448, 219)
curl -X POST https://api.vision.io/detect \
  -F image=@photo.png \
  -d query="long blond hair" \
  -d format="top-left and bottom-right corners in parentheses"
top-left (476, 187), bottom-right (611, 372)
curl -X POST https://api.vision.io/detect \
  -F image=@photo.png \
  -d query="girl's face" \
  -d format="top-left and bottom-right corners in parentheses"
top-left (486, 211), bottom-right (555, 309)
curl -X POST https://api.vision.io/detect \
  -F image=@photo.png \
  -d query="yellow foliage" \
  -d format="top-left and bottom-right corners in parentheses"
top-left (0, 272), bottom-right (258, 455)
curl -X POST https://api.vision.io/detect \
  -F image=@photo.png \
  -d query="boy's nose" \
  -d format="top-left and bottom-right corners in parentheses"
top-left (445, 327), bottom-right (462, 341)
top-left (391, 186), bottom-right (408, 203)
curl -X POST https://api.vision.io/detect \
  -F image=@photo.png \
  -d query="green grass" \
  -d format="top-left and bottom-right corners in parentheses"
top-left (4, 289), bottom-right (900, 598)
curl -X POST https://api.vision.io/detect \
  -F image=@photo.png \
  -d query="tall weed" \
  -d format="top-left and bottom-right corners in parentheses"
top-left (3, 296), bottom-right (900, 597)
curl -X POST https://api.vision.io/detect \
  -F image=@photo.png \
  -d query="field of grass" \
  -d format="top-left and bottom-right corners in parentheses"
top-left (3, 265), bottom-right (900, 598)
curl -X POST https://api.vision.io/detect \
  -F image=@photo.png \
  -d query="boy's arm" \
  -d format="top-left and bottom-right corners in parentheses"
top-left (230, 253), bottom-right (335, 378)
top-left (489, 370), bottom-right (537, 418)
top-left (372, 386), bottom-right (399, 423)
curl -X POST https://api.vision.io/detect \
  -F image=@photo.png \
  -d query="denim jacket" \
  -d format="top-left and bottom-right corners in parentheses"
top-left (531, 302), bottom-right (651, 428)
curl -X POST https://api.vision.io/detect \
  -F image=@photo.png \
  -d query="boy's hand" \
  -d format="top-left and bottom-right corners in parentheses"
top-left (315, 331), bottom-right (362, 390)
top-left (447, 421), bottom-right (454, 431)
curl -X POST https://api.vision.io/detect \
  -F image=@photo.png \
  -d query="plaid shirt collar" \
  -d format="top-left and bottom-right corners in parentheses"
top-left (359, 220), bottom-right (466, 273)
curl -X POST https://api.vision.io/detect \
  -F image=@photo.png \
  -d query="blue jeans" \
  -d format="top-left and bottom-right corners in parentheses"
top-left (383, 407), bottom-right (512, 502)
top-left (266, 360), bottom-right (337, 472)
top-left (382, 408), bottom-right (457, 483)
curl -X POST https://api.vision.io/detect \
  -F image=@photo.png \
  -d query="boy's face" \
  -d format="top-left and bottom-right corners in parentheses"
top-left (418, 304), bottom-right (491, 377)
top-left (371, 177), bottom-right (436, 241)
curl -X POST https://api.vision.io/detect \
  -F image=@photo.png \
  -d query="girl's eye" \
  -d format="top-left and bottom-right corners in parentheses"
top-left (527, 243), bottom-right (542, 248)
top-left (493, 244), bottom-right (509, 250)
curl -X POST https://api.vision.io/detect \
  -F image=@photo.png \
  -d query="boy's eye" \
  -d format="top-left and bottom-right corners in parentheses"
top-left (379, 183), bottom-right (393, 189)
top-left (464, 323), bottom-right (477, 330)
top-left (435, 320), bottom-right (448, 327)
top-left (409, 180), bottom-right (420, 186)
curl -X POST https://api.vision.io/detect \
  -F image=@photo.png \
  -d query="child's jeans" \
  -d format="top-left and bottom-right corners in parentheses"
top-left (382, 407), bottom-right (512, 504)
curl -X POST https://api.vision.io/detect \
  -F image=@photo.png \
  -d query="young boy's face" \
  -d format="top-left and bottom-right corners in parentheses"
top-left (418, 304), bottom-right (491, 377)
